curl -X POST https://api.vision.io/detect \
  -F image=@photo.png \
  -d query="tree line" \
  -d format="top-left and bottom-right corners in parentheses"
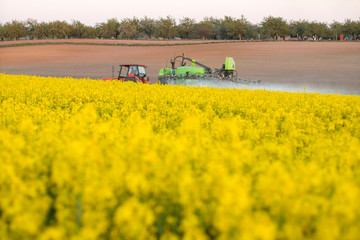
top-left (1, 16), bottom-right (359, 41)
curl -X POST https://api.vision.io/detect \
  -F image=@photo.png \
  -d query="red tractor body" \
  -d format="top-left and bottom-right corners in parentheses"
top-left (103, 64), bottom-right (150, 83)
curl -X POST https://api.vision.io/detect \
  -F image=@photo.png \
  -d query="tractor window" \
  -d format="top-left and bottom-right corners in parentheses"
top-left (138, 66), bottom-right (146, 76)
top-left (129, 66), bottom-right (139, 75)
top-left (119, 66), bottom-right (129, 78)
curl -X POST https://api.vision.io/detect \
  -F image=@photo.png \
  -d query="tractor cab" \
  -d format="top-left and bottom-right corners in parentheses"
top-left (102, 64), bottom-right (149, 83)
top-left (118, 64), bottom-right (149, 83)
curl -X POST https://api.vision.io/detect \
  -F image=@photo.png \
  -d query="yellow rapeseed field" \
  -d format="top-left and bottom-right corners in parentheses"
top-left (0, 73), bottom-right (360, 240)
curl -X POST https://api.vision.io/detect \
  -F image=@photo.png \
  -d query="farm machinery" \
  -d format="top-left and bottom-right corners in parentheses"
top-left (103, 64), bottom-right (150, 83)
top-left (158, 54), bottom-right (260, 87)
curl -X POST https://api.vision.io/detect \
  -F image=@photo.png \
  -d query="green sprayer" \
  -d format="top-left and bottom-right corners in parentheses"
top-left (158, 54), bottom-right (260, 87)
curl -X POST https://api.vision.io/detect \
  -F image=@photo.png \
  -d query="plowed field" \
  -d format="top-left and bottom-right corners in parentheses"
top-left (0, 40), bottom-right (359, 94)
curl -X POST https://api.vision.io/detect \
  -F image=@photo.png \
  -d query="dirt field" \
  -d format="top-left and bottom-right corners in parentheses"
top-left (1, 40), bottom-right (359, 94)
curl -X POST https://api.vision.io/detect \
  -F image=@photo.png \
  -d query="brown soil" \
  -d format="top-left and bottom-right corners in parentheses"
top-left (1, 41), bottom-right (359, 94)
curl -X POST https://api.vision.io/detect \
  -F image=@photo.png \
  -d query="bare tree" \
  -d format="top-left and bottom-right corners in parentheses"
top-left (83, 26), bottom-right (97, 38)
top-left (95, 22), bottom-right (106, 39)
top-left (178, 17), bottom-right (195, 39)
top-left (139, 17), bottom-right (156, 40)
top-left (0, 23), bottom-right (4, 41)
top-left (343, 19), bottom-right (359, 40)
top-left (330, 21), bottom-right (343, 40)
top-left (156, 16), bottom-right (177, 40)
top-left (235, 15), bottom-right (249, 40)
top-left (26, 18), bottom-right (38, 40)
top-left (220, 16), bottom-right (236, 39)
top-left (305, 21), bottom-right (329, 40)
top-left (36, 22), bottom-right (51, 39)
top-left (104, 18), bottom-right (121, 39)
top-left (119, 18), bottom-right (139, 39)
top-left (49, 21), bottom-right (71, 39)
top-left (195, 19), bottom-right (214, 40)
top-left (261, 16), bottom-right (289, 40)
top-left (289, 20), bottom-right (308, 40)
top-left (3, 20), bottom-right (28, 40)
top-left (70, 20), bottom-right (86, 38)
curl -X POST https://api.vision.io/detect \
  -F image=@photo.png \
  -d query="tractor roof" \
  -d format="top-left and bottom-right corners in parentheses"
top-left (120, 64), bottom-right (147, 67)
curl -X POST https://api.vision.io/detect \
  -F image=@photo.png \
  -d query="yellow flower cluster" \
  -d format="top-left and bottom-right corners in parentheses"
top-left (0, 74), bottom-right (360, 240)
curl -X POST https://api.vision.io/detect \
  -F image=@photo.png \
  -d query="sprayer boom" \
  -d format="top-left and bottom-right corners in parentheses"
top-left (158, 54), bottom-right (260, 87)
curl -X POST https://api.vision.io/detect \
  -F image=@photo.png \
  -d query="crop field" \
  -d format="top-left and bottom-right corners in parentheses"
top-left (1, 74), bottom-right (360, 240)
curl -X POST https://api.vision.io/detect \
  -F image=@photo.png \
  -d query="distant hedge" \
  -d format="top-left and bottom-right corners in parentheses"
top-left (0, 16), bottom-right (359, 41)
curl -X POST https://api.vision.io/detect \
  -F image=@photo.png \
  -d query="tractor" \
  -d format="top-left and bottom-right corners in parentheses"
top-left (103, 64), bottom-right (150, 83)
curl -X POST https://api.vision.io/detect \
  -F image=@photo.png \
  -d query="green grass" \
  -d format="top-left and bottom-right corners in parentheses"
top-left (1, 39), bottom-right (355, 48)
top-left (0, 40), bottom-right (253, 48)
